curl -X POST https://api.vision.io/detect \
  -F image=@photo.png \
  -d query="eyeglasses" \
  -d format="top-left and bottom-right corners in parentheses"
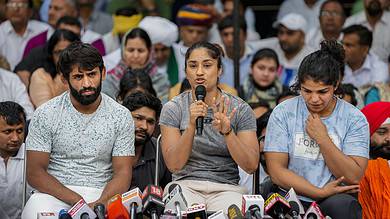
top-left (320, 10), bottom-right (343, 17)
top-left (6, 2), bottom-right (29, 9)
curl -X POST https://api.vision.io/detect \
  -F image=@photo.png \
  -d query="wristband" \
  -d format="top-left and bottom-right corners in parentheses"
top-left (220, 127), bottom-right (232, 136)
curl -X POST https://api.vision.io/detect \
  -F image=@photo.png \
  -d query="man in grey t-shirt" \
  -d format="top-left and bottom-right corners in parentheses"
top-left (22, 42), bottom-right (135, 218)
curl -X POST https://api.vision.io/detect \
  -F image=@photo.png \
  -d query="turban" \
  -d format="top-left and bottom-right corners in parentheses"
top-left (139, 16), bottom-right (178, 47)
top-left (176, 4), bottom-right (214, 28)
top-left (361, 102), bottom-right (390, 136)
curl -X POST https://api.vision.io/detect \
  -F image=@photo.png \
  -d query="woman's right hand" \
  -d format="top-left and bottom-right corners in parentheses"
top-left (319, 176), bottom-right (360, 199)
top-left (189, 100), bottom-right (208, 127)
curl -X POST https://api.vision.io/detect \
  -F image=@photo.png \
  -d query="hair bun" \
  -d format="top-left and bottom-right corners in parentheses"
top-left (320, 40), bottom-right (345, 65)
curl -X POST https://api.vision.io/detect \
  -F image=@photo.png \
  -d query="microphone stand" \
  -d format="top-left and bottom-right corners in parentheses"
top-left (154, 134), bottom-right (162, 186)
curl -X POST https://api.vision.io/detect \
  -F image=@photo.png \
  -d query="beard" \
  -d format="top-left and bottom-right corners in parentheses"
top-left (135, 129), bottom-right (152, 146)
top-left (366, 0), bottom-right (383, 16)
top-left (69, 81), bottom-right (102, 106)
top-left (279, 41), bottom-right (301, 55)
top-left (370, 141), bottom-right (390, 160)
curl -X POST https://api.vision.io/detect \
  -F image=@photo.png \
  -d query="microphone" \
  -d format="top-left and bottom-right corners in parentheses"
top-left (107, 194), bottom-right (130, 219)
top-left (303, 202), bottom-right (325, 219)
top-left (242, 195), bottom-right (264, 218)
top-left (288, 201), bottom-right (301, 219)
top-left (163, 184), bottom-right (188, 219)
top-left (195, 85), bottom-right (206, 135)
top-left (227, 204), bottom-right (243, 219)
top-left (248, 205), bottom-right (263, 219)
top-left (93, 203), bottom-right (106, 219)
top-left (67, 199), bottom-right (97, 219)
top-left (264, 193), bottom-right (291, 219)
top-left (186, 203), bottom-right (207, 219)
top-left (284, 188), bottom-right (305, 215)
top-left (142, 185), bottom-right (165, 219)
top-left (122, 188), bottom-right (143, 219)
top-left (59, 209), bottom-right (72, 219)
top-left (208, 210), bottom-right (227, 219)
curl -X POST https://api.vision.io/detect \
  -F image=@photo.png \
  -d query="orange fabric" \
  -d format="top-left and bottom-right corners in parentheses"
top-left (359, 158), bottom-right (390, 219)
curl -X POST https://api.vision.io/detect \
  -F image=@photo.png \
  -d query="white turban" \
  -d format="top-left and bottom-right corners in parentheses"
top-left (139, 16), bottom-right (179, 47)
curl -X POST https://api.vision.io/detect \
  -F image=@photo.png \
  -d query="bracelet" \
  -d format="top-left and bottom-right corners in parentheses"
top-left (220, 127), bottom-right (233, 136)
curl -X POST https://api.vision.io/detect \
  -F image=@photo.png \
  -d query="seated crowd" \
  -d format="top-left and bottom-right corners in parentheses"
top-left (1, 0), bottom-right (390, 219)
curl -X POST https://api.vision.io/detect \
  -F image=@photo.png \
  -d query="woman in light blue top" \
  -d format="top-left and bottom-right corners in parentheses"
top-left (264, 40), bottom-right (369, 218)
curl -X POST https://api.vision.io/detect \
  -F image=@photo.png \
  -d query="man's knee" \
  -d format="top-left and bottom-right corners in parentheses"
top-left (320, 193), bottom-right (361, 219)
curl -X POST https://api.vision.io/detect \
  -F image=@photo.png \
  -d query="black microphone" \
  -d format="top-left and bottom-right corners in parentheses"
top-left (264, 193), bottom-right (291, 219)
top-left (288, 201), bottom-right (300, 219)
top-left (58, 209), bottom-right (72, 219)
top-left (248, 205), bottom-right (263, 219)
top-left (80, 212), bottom-right (90, 219)
top-left (227, 204), bottom-right (243, 219)
top-left (93, 203), bottom-right (105, 219)
top-left (195, 85), bottom-right (206, 135)
top-left (142, 185), bottom-right (165, 219)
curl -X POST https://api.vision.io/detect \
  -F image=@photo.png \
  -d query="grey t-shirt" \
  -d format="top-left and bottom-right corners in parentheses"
top-left (26, 92), bottom-right (135, 189)
top-left (159, 90), bottom-right (256, 185)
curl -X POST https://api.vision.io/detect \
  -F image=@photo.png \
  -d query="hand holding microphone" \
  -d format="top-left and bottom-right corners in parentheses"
top-left (190, 85), bottom-right (208, 135)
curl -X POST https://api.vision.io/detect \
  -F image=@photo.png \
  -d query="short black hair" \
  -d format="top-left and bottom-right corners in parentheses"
top-left (6, 0), bottom-right (33, 8)
top-left (342, 24), bottom-right (372, 48)
top-left (124, 27), bottom-right (152, 50)
top-left (118, 68), bottom-right (157, 101)
top-left (335, 83), bottom-right (358, 106)
top-left (256, 109), bottom-right (272, 138)
top-left (56, 16), bottom-right (82, 29)
top-left (218, 14), bottom-right (247, 33)
top-left (0, 101), bottom-right (26, 126)
top-left (122, 91), bottom-right (162, 118)
top-left (292, 40), bottom-right (345, 92)
top-left (57, 41), bottom-right (104, 80)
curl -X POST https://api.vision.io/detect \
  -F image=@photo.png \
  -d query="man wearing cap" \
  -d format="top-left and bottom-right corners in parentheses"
top-left (359, 101), bottom-right (390, 218)
top-left (251, 13), bottom-right (314, 86)
top-left (172, 4), bottom-right (214, 84)
top-left (138, 16), bottom-right (179, 86)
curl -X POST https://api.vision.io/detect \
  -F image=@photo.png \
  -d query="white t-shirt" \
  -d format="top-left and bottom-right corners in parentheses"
top-left (26, 92), bottom-right (135, 189)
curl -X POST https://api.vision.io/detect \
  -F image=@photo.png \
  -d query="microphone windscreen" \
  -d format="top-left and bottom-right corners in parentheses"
top-left (227, 204), bottom-right (243, 219)
top-left (195, 85), bottom-right (206, 100)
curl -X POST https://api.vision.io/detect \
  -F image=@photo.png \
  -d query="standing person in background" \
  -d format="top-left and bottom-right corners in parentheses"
top-left (264, 40), bottom-right (369, 218)
top-left (240, 48), bottom-right (287, 109)
top-left (22, 42), bottom-right (135, 218)
top-left (160, 42), bottom-right (259, 212)
top-left (102, 28), bottom-right (170, 103)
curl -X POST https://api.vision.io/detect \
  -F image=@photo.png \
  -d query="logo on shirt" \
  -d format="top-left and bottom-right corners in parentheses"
top-left (293, 132), bottom-right (340, 160)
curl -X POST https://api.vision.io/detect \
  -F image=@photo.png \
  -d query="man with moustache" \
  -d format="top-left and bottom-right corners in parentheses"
top-left (122, 91), bottom-right (171, 190)
top-left (22, 42), bottom-right (135, 219)
top-left (344, 0), bottom-right (390, 62)
top-left (359, 101), bottom-right (390, 218)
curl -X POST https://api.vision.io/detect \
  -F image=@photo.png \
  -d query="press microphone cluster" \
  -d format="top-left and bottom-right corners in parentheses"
top-left (163, 184), bottom-right (188, 219)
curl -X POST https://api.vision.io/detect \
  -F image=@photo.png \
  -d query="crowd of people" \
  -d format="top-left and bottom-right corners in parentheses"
top-left (0, 0), bottom-right (390, 218)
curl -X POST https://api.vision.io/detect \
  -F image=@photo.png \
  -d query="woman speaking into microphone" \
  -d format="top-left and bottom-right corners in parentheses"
top-left (159, 42), bottom-right (259, 212)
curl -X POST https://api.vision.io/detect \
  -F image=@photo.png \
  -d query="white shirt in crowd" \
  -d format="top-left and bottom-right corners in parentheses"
top-left (0, 68), bottom-right (34, 120)
top-left (0, 144), bottom-right (30, 219)
top-left (277, 0), bottom-right (325, 30)
top-left (343, 53), bottom-right (389, 88)
top-left (0, 20), bottom-right (51, 70)
top-left (344, 11), bottom-right (390, 62)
